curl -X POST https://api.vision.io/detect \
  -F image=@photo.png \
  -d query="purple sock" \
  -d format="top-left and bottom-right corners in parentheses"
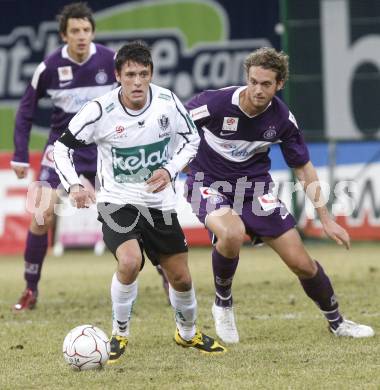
top-left (24, 231), bottom-right (48, 292)
top-left (299, 261), bottom-right (343, 329)
top-left (212, 248), bottom-right (239, 307)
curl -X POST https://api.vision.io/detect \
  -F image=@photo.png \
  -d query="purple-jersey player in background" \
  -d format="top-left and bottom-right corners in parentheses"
top-left (185, 47), bottom-right (374, 343)
top-left (10, 2), bottom-right (117, 311)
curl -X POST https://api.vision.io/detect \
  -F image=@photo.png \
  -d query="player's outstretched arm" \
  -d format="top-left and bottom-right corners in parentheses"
top-left (293, 161), bottom-right (351, 250)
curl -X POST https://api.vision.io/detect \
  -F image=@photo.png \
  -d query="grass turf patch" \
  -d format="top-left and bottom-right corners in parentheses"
top-left (1, 243), bottom-right (379, 389)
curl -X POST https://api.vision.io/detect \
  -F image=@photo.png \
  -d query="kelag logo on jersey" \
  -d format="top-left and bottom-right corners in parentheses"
top-left (111, 138), bottom-right (170, 183)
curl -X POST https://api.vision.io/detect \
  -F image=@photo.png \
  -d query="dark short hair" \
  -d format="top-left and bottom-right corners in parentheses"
top-left (115, 41), bottom-right (154, 74)
top-left (57, 2), bottom-right (95, 35)
top-left (244, 47), bottom-right (289, 83)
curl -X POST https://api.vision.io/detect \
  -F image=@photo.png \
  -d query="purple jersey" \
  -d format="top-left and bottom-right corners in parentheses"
top-left (185, 86), bottom-right (310, 197)
top-left (12, 43), bottom-right (116, 172)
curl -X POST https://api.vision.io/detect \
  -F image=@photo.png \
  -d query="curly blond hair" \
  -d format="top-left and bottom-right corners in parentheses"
top-left (244, 47), bottom-right (289, 83)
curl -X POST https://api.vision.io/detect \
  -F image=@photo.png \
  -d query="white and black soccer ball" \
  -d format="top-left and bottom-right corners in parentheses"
top-left (62, 324), bottom-right (110, 370)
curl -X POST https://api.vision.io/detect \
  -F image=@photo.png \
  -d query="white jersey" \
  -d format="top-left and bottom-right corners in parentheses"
top-left (54, 84), bottom-right (200, 210)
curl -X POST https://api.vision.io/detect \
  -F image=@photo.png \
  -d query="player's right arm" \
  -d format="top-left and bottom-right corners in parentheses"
top-left (280, 110), bottom-right (350, 249)
top-left (53, 101), bottom-right (100, 207)
top-left (294, 160), bottom-right (350, 249)
top-left (11, 61), bottom-right (48, 178)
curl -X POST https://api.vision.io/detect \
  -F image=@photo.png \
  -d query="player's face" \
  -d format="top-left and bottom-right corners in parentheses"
top-left (61, 18), bottom-right (94, 63)
top-left (116, 61), bottom-right (153, 110)
top-left (244, 66), bottom-right (284, 114)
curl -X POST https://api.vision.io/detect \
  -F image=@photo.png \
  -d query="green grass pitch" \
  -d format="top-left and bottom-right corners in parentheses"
top-left (1, 242), bottom-right (379, 389)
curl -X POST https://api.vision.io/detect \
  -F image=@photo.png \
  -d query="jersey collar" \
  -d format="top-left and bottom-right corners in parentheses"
top-left (61, 42), bottom-right (96, 65)
top-left (232, 86), bottom-right (272, 118)
top-left (118, 86), bottom-right (153, 117)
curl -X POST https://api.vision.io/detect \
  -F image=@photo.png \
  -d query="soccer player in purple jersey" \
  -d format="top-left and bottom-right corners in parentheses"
top-left (185, 47), bottom-right (374, 342)
top-left (10, 2), bottom-right (118, 311)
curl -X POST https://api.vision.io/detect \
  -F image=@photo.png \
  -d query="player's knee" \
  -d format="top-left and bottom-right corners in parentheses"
top-left (218, 225), bottom-right (245, 250)
top-left (43, 210), bottom-right (55, 227)
top-left (117, 253), bottom-right (142, 279)
top-left (168, 272), bottom-right (192, 291)
top-left (290, 260), bottom-right (317, 278)
top-left (31, 212), bottom-right (53, 233)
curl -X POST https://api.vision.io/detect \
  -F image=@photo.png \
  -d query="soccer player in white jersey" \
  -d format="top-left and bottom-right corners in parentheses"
top-left (54, 41), bottom-right (226, 361)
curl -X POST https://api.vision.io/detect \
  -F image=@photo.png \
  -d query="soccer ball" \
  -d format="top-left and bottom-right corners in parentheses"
top-left (62, 325), bottom-right (110, 370)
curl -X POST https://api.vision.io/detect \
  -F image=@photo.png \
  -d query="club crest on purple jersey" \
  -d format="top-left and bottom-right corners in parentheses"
top-left (95, 69), bottom-right (108, 84)
top-left (209, 195), bottom-right (225, 204)
top-left (199, 186), bottom-right (225, 204)
top-left (263, 126), bottom-right (277, 139)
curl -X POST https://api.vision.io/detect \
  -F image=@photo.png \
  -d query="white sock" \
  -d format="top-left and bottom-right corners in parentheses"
top-left (111, 273), bottom-right (138, 337)
top-left (169, 284), bottom-right (197, 341)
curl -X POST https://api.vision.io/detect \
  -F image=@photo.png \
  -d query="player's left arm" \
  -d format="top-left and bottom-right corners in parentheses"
top-left (168, 93), bottom-right (200, 173)
top-left (293, 161), bottom-right (350, 249)
top-left (150, 93), bottom-right (200, 192)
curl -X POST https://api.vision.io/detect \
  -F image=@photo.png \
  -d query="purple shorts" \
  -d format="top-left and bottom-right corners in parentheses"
top-left (37, 143), bottom-right (96, 189)
top-left (185, 178), bottom-right (296, 242)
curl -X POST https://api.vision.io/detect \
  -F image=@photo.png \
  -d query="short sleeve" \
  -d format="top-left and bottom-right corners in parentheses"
top-left (185, 92), bottom-right (211, 128)
top-left (280, 111), bottom-right (310, 168)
